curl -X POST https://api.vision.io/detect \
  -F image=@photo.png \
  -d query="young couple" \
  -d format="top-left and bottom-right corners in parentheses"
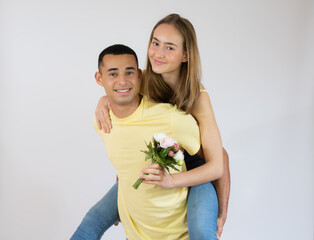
top-left (71, 14), bottom-right (230, 240)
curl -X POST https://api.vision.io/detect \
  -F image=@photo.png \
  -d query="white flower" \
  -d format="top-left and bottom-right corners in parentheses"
top-left (153, 133), bottom-right (167, 143)
top-left (173, 150), bottom-right (184, 162)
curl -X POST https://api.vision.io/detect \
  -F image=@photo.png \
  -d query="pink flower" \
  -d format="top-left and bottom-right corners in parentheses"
top-left (168, 150), bottom-right (175, 157)
top-left (174, 143), bottom-right (179, 152)
top-left (160, 136), bottom-right (177, 149)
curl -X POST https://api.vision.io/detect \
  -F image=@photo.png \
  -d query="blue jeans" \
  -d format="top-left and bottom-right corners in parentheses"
top-left (70, 183), bottom-right (119, 240)
top-left (70, 182), bottom-right (218, 240)
top-left (187, 182), bottom-right (218, 239)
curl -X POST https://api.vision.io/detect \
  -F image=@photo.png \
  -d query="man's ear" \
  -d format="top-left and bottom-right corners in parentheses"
top-left (138, 69), bottom-right (143, 79)
top-left (95, 72), bottom-right (104, 86)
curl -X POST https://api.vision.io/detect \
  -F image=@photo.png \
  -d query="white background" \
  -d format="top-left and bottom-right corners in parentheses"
top-left (1, 0), bottom-right (313, 239)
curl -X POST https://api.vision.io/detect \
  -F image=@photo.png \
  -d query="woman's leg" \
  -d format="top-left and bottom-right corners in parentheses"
top-left (187, 182), bottom-right (218, 240)
top-left (70, 182), bottom-right (120, 240)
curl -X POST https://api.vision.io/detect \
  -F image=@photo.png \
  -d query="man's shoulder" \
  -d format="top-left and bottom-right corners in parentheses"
top-left (142, 97), bottom-right (197, 126)
top-left (142, 96), bottom-right (173, 110)
top-left (142, 96), bottom-right (188, 116)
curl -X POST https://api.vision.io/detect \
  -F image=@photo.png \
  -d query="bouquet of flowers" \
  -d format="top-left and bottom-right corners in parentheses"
top-left (133, 133), bottom-right (185, 189)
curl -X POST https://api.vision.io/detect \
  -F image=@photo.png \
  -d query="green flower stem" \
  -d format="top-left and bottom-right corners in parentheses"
top-left (132, 178), bottom-right (143, 189)
top-left (132, 174), bottom-right (148, 189)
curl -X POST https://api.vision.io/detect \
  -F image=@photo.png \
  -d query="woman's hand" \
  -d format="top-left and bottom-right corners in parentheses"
top-left (95, 96), bottom-right (112, 133)
top-left (141, 164), bottom-right (175, 189)
top-left (216, 214), bottom-right (226, 239)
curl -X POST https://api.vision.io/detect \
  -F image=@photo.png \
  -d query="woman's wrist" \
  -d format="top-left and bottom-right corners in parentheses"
top-left (171, 173), bottom-right (182, 188)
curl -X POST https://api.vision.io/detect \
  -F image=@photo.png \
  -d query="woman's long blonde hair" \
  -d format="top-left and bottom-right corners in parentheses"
top-left (141, 14), bottom-right (201, 114)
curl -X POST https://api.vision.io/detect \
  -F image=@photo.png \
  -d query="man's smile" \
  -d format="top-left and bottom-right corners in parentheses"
top-left (114, 88), bottom-right (132, 95)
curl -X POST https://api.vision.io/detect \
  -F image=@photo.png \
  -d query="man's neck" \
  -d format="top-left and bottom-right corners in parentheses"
top-left (110, 94), bottom-right (142, 118)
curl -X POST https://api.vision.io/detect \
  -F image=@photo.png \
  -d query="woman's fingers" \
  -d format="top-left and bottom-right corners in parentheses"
top-left (101, 102), bottom-right (111, 132)
top-left (141, 165), bottom-right (174, 189)
top-left (142, 180), bottom-right (160, 186)
top-left (95, 110), bottom-right (104, 129)
top-left (141, 164), bottom-right (163, 175)
top-left (96, 118), bottom-right (102, 130)
top-left (95, 96), bottom-right (112, 133)
top-left (141, 174), bottom-right (161, 181)
top-left (140, 164), bottom-right (166, 185)
top-left (145, 164), bottom-right (163, 170)
top-left (142, 168), bottom-right (161, 175)
top-left (105, 113), bottom-right (112, 130)
top-left (96, 110), bottom-right (109, 133)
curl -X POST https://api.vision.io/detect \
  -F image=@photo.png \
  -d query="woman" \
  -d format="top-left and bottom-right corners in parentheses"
top-left (72, 14), bottom-right (229, 240)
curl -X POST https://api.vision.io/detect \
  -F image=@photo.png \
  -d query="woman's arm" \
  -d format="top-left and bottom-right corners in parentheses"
top-left (142, 91), bottom-right (224, 187)
top-left (95, 95), bottom-right (112, 133)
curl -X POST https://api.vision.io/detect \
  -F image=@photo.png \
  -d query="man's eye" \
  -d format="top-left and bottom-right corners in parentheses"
top-left (109, 73), bottom-right (117, 77)
top-left (152, 42), bottom-right (158, 46)
top-left (126, 71), bottom-right (134, 76)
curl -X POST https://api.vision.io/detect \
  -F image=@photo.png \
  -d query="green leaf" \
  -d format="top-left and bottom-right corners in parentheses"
top-left (168, 164), bottom-right (180, 172)
top-left (153, 140), bottom-right (158, 149)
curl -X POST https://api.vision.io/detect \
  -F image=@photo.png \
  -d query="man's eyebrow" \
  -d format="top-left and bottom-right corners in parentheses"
top-left (125, 67), bottom-right (136, 70)
top-left (107, 67), bottom-right (118, 72)
top-left (152, 37), bottom-right (178, 47)
top-left (107, 66), bottom-right (136, 72)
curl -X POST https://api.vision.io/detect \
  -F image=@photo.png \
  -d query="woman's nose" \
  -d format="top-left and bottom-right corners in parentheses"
top-left (156, 46), bottom-right (165, 58)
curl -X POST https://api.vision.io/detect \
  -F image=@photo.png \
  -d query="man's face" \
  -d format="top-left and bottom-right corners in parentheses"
top-left (96, 54), bottom-right (141, 108)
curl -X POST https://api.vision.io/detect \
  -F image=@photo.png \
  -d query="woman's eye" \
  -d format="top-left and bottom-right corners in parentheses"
top-left (166, 47), bottom-right (174, 50)
top-left (152, 42), bottom-right (158, 46)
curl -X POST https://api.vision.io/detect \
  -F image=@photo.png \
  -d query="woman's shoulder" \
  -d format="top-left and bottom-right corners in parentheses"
top-left (200, 83), bottom-right (207, 93)
top-left (191, 85), bottom-right (213, 121)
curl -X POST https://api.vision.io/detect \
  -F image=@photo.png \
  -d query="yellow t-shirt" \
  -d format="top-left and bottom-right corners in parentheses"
top-left (94, 96), bottom-right (200, 240)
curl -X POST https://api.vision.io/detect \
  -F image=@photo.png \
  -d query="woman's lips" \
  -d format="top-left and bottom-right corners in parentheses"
top-left (153, 59), bottom-right (165, 66)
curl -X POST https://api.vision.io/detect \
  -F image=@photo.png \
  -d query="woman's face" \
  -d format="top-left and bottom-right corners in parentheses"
top-left (148, 24), bottom-right (187, 79)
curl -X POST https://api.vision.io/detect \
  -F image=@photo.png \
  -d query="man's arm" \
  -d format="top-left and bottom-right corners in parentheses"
top-left (213, 148), bottom-right (230, 239)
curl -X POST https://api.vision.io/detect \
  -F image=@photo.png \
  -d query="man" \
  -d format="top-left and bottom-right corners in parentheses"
top-left (71, 44), bottom-right (230, 240)
top-left (96, 44), bottom-right (200, 240)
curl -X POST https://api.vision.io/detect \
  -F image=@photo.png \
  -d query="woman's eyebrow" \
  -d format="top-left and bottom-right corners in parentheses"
top-left (152, 37), bottom-right (178, 47)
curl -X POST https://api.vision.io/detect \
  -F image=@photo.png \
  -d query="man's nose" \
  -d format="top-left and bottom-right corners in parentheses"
top-left (116, 74), bottom-right (127, 85)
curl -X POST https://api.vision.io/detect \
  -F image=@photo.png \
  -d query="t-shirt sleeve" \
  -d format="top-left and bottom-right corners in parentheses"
top-left (171, 109), bottom-right (200, 156)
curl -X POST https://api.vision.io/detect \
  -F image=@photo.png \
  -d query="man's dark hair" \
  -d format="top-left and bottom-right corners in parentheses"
top-left (98, 44), bottom-right (139, 72)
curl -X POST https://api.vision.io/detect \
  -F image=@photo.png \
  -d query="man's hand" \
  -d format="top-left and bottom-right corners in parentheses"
top-left (95, 95), bottom-right (112, 133)
top-left (141, 164), bottom-right (175, 189)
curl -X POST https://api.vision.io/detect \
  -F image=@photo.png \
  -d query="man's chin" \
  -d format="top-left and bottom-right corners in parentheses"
top-left (115, 96), bottom-right (139, 106)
